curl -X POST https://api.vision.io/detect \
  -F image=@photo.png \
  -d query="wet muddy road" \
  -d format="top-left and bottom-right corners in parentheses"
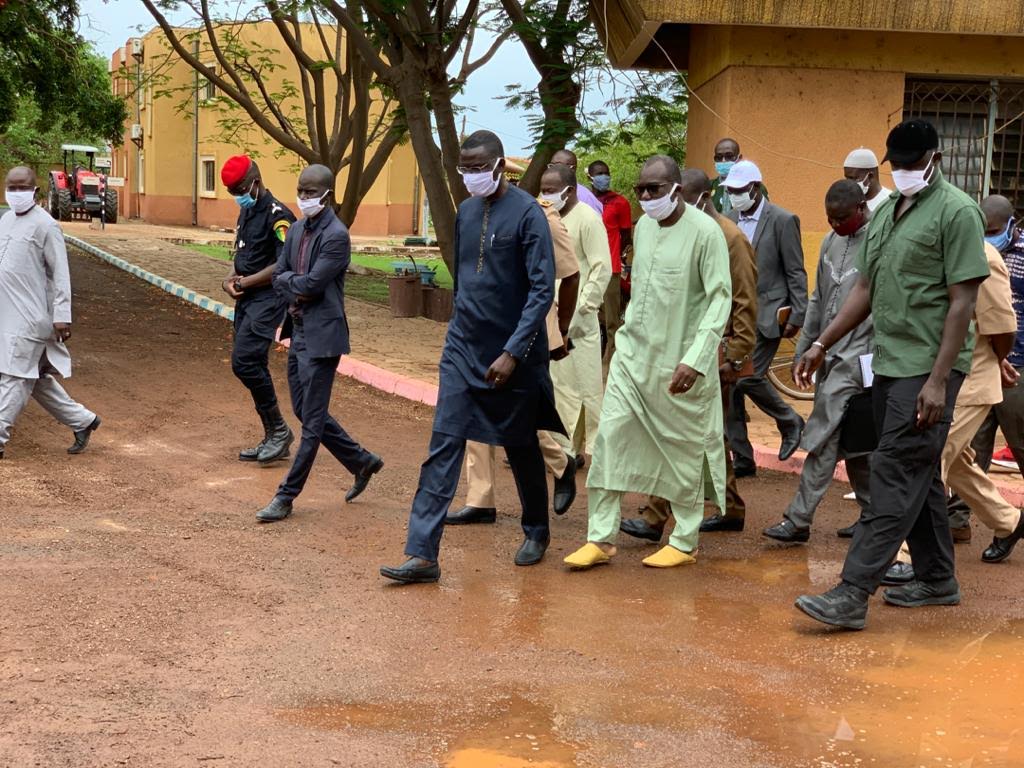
top-left (2, 250), bottom-right (1023, 767)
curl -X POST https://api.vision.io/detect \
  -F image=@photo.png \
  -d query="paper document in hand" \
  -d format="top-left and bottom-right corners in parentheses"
top-left (859, 354), bottom-right (874, 388)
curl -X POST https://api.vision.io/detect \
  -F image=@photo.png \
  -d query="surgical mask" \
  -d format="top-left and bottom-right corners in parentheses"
top-left (715, 161), bottom-right (735, 179)
top-left (985, 218), bottom-right (1015, 252)
top-left (891, 152), bottom-right (936, 197)
top-left (728, 189), bottom-right (757, 213)
top-left (855, 175), bottom-right (871, 196)
top-left (639, 183), bottom-right (680, 222)
top-left (540, 186), bottom-right (570, 212)
top-left (590, 174), bottom-right (611, 192)
top-left (297, 190), bottom-right (329, 218)
top-left (461, 159), bottom-right (501, 198)
top-left (5, 188), bottom-right (36, 214)
top-left (832, 210), bottom-right (866, 237)
top-left (234, 179), bottom-right (257, 209)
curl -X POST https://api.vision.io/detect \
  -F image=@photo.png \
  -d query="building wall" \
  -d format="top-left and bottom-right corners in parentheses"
top-left (109, 24), bottom-right (420, 236)
top-left (686, 25), bottom-right (1017, 269)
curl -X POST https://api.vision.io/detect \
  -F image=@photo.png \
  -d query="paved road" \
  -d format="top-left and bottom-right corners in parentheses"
top-left (1, 249), bottom-right (1022, 767)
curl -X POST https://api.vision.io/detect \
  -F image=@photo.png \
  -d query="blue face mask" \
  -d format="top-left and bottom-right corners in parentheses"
top-left (715, 161), bottom-right (735, 179)
top-left (234, 180), bottom-right (257, 209)
top-left (590, 173), bottom-right (611, 192)
top-left (985, 219), bottom-right (1015, 252)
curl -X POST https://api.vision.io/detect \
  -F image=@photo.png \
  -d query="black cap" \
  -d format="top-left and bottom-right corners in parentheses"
top-left (884, 119), bottom-right (939, 165)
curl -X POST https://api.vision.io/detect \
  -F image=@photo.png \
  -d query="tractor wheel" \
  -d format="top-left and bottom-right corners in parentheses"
top-left (49, 186), bottom-right (60, 218)
top-left (56, 188), bottom-right (72, 222)
top-left (104, 188), bottom-right (118, 224)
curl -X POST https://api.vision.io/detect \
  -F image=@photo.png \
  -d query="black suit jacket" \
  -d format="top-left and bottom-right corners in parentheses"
top-left (273, 208), bottom-right (351, 358)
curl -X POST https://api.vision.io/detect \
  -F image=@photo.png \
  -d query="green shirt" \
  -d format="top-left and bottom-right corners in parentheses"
top-left (855, 169), bottom-right (989, 378)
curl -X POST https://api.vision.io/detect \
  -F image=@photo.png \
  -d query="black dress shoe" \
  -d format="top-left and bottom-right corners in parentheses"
top-left (445, 505), bottom-right (497, 525)
top-left (881, 561), bottom-right (915, 586)
top-left (619, 518), bottom-right (664, 542)
top-left (763, 518), bottom-right (810, 543)
top-left (256, 405), bottom-right (294, 464)
top-left (883, 577), bottom-right (961, 607)
top-left (380, 558), bottom-right (440, 584)
top-left (240, 407), bottom-right (273, 462)
top-left (514, 537), bottom-right (549, 566)
top-left (346, 453), bottom-right (384, 503)
top-left (837, 523), bottom-right (857, 538)
top-left (733, 464), bottom-right (756, 479)
top-left (778, 417), bottom-right (805, 461)
top-left (256, 496), bottom-right (293, 522)
top-left (553, 455), bottom-right (577, 515)
top-left (699, 513), bottom-right (744, 533)
top-left (982, 513), bottom-right (1024, 563)
top-left (795, 582), bottom-right (869, 630)
top-left (68, 416), bottom-right (101, 455)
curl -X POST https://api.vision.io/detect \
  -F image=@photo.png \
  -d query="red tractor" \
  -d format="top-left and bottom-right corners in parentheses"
top-left (48, 144), bottom-right (118, 223)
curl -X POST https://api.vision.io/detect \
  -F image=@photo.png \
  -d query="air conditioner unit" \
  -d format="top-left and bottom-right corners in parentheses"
top-left (108, 58), bottom-right (115, 73)
top-left (119, 46), bottom-right (127, 65)
top-left (130, 37), bottom-right (144, 59)
top-left (131, 124), bottom-right (143, 141)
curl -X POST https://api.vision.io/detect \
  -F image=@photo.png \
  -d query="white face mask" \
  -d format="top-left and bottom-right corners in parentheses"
top-left (891, 152), bottom-right (936, 197)
top-left (461, 159), bottom-right (502, 198)
top-left (296, 190), bottom-right (329, 218)
top-left (5, 188), bottom-right (36, 214)
top-left (540, 186), bottom-right (570, 212)
top-left (728, 189), bottom-right (757, 213)
top-left (855, 175), bottom-right (871, 196)
top-left (640, 183), bottom-right (680, 222)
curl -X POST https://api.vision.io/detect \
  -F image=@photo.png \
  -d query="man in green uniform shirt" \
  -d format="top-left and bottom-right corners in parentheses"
top-left (794, 120), bottom-right (990, 630)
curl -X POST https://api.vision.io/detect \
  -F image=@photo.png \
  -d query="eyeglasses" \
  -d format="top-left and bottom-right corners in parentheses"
top-left (547, 162), bottom-right (576, 170)
top-left (633, 182), bottom-right (669, 196)
top-left (457, 159), bottom-right (499, 175)
top-left (713, 153), bottom-right (739, 162)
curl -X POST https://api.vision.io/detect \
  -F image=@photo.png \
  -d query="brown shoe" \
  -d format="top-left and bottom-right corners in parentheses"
top-left (952, 526), bottom-right (972, 543)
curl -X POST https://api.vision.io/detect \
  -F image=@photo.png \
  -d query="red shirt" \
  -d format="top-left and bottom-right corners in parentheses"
top-left (596, 190), bottom-right (632, 273)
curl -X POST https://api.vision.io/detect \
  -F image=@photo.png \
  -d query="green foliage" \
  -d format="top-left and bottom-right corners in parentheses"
top-left (0, 93), bottom-right (109, 176)
top-left (0, 1), bottom-right (127, 143)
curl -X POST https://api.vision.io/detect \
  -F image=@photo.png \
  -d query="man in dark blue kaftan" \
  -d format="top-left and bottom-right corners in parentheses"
top-left (380, 130), bottom-right (562, 584)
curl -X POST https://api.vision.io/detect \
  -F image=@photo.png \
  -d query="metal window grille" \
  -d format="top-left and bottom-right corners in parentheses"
top-left (202, 160), bottom-right (216, 193)
top-left (904, 78), bottom-right (1024, 215)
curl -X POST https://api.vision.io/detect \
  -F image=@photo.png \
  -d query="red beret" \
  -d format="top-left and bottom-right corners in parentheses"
top-left (221, 155), bottom-right (252, 188)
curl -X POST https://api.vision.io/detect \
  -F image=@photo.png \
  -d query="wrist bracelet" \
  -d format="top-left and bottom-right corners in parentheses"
top-left (812, 340), bottom-right (827, 353)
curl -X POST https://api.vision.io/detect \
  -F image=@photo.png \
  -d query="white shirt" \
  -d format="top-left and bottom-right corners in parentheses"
top-left (0, 205), bottom-right (73, 378)
top-left (737, 197), bottom-right (766, 243)
top-left (867, 187), bottom-right (892, 212)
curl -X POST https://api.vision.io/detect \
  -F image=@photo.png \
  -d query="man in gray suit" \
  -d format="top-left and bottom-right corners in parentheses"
top-left (706, 160), bottom-right (807, 532)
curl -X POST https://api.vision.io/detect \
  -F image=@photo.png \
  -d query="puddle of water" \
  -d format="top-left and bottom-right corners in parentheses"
top-left (277, 696), bottom-right (578, 767)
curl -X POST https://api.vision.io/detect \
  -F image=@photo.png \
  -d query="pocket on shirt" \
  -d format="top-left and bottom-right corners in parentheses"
top-left (899, 229), bottom-right (942, 277)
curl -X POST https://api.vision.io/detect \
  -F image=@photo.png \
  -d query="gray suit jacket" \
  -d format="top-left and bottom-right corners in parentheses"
top-left (729, 200), bottom-right (807, 339)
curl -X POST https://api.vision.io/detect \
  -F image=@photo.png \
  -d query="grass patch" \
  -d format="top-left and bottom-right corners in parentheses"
top-left (185, 243), bottom-right (233, 261)
top-left (345, 273), bottom-right (390, 305)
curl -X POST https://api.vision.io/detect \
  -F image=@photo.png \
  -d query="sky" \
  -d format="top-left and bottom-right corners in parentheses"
top-left (77, 0), bottom-right (549, 156)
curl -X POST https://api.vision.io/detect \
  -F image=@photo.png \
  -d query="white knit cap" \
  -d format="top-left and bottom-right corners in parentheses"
top-left (723, 160), bottom-right (762, 189)
top-left (844, 147), bottom-right (879, 169)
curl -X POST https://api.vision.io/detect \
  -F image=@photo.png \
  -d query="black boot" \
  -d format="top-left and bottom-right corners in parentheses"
top-left (795, 582), bottom-right (869, 630)
top-left (68, 416), bottom-right (101, 455)
top-left (256, 405), bottom-right (293, 464)
top-left (239, 407), bottom-right (273, 462)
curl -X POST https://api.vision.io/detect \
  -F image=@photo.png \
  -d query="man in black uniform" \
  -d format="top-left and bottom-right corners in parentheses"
top-left (220, 155), bottom-right (296, 464)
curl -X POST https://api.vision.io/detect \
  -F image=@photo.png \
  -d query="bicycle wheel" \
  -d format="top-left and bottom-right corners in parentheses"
top-left (767, 337), bottom-right (816, 401)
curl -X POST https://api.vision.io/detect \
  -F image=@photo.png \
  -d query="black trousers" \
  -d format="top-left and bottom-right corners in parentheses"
top-left (727, 329), bottom-right (802, 470)
top-left (404, 430), bottom-right (549, 562)
top-left (232, 300), bottom-right (278, 410)
top-left (841, 373), bottom-right (964, 592)
top-left (276, 326), bottom-right (371, 501)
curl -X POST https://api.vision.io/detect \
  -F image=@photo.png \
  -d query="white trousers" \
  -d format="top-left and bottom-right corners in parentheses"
top-left (0, 373), bottom-right (95, 449)
top-left (550, 322), bottom-right (604, 457)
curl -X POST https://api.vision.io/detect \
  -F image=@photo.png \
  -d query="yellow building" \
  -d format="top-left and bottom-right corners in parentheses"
top-left (596, 0), bottom-right (1024, 253)
top-left (108, 24), bottom-right (422, 236)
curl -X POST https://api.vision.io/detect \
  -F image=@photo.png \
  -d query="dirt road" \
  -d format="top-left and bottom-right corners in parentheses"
top-left (2, 250), bottom-right (1023, 767)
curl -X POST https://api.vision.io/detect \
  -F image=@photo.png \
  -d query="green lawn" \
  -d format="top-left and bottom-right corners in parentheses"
top-left (182, 243), bottom-right (451, 302)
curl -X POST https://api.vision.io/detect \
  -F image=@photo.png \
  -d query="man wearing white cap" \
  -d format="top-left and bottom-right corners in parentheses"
top-left (843, 148), bottom-right (892, 213)
top-left (713, 160), bottom-right (807, 534)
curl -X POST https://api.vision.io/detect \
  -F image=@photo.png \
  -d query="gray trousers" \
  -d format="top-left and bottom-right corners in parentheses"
top-left (0, 372), bottom-right (96, 449)
top-left (727, 329), bottom-right (802, 469)
top-left (783, 425), bottom-right (871, 530)
top-left (947, 364), bottom-right (1024, 528)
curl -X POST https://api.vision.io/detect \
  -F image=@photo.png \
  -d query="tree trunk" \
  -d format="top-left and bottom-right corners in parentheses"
top-left (426, 71), bottom-right (468, 209)
top-left (518, 70), bottom-right (581, 195)
top-left (395, 74), bottom-right (458, 273)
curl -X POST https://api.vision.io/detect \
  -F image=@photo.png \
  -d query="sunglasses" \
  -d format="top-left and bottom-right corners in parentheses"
top-left (633, 182), bottom-right (670, 196)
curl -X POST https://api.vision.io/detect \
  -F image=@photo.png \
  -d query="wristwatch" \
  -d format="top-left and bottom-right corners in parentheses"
top-left (727, 358), bottom-right (746, 371)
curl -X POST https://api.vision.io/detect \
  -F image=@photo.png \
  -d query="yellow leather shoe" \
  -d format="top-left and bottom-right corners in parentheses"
top-left (642, 545), bottom-right (697, 568)
top-left (564, 542), bottom-right (612, 570)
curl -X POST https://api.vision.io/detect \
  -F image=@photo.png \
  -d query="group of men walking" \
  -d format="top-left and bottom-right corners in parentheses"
top-left (6, 115), bottom-right (1024, 634)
